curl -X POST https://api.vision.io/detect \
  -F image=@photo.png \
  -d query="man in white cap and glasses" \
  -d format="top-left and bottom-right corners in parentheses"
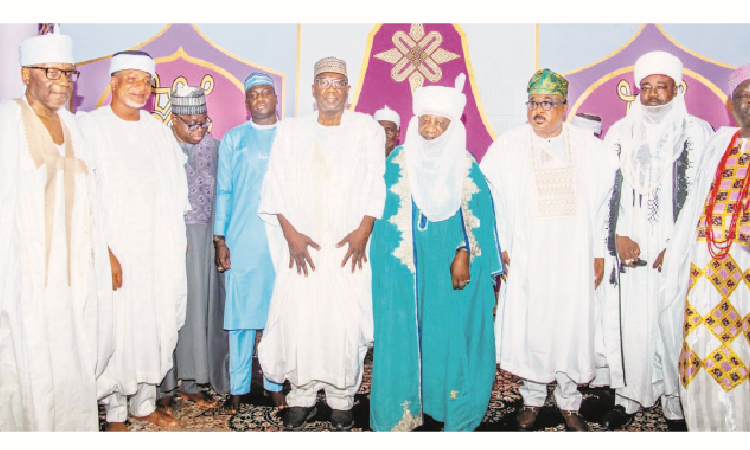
top-left (370, 74), bottom-right (502, 432)
top-left (480, 68), bottom-right (614, 431)
top-left (373, 105), bottom-right (401, 157)
top-left (597, 51), bottom-right (713, 430)
top-left (155, 85), bottom-right (227, 417)
top-left (77, 50), bottom-right (190, 431)
top-left (257, 56), bottom-right (385, 431)
top-left (0, 31), bottom-right (114, 432)
top-left (658, 63), bottom-right (750, 431)
top-left (213, 72), bottom-right (286, 414)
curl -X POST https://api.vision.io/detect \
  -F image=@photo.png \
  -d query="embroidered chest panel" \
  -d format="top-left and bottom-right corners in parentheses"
top-left (184, 143), bottom-right (216, 225)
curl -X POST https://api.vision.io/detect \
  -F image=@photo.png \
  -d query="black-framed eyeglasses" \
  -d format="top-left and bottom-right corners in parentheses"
top-left (174, 114), bottom-right (212, 131)
top-left (315, 78), bottom-right (348, 89)
top-left (27, 66), bottom-right (80, 82)
top-left (525, 100), bottom-right (566, 111)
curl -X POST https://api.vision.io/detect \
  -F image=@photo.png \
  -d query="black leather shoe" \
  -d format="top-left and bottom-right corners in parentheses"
top-left (283, 406), bottom-right (317, 431)
top-left (665, 419), bottom-right (687, 431)
top-left (601, 405), bottom-right (634, 430)
top-left (331, 408), bottom-right (354, 431)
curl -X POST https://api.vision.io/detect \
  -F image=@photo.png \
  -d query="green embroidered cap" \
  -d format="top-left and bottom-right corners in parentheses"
top-left (527, 68), bottom-right (569, 98)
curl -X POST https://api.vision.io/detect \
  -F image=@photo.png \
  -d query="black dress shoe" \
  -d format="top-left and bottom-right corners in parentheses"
top-left (283, 406), bottom-right (317, 431)
top-left (665, 419), bottom-right (687, 431)
top-left (601, 405), bottom-right (634, 430)
top-left (331, 408), bottom-right (354, 431)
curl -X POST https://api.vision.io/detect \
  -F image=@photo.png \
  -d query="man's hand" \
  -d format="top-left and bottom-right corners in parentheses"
top-left (336, 216), bottom-right (375, 273)
top-left (216, 243), bottom-right (231, 272)
top-left (653, 249), bottom-right (666, 272)
top-left (594, 257), bottom-right (604, 288)
top-left (278, 214), bottom-right (320, 277)
top-left (109, 247), bottom-right (122, 291)
top-left (500, 251), bottom-right (510, 281)
top-left (451, 249), bottom-right (470, 290)
top-left (615, 234), bottom-right (641, 267)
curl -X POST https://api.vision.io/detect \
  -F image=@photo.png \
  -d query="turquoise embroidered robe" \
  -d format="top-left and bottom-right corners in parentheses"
top-left (370, 147), bottom-right (503, 431)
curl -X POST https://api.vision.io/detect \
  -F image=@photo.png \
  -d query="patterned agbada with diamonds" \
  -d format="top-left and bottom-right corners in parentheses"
top-left (678, 135), bottom-right (750, 430)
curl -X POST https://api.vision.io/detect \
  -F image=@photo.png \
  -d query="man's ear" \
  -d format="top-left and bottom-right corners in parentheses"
top-left (20, 67), bottom-right (30, 85)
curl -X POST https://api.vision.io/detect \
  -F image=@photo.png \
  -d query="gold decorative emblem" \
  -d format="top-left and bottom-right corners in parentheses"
top-left (151, 73), bottom-right (215, 133)
top-left (374, 23), bottom-right (460, 92)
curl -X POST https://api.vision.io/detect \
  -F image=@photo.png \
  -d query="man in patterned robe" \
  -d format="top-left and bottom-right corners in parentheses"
top-left (659, 64), bottom-right (750, 431)
top-left (480, 68), bottom-right (614, 432)
top-left (597, 51), bottom-right (713, 430)
top-left (370, 74), bottom-right (502, 432)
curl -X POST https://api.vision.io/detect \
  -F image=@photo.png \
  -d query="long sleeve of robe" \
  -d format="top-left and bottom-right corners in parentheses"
top-left (257, 111), bottom-right (385, 390)
top-left (76, 107), bottom-right (189, 396)
top-left (0, 98), bottom-right (113, 431)
top-left (370, 149), bottom-right (502, 432)
top-left (480, 123), bottom-right (614, 384)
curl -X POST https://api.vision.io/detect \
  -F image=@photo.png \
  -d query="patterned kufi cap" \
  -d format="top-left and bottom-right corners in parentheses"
top-left (728, 63), bottom-right (750, 98)
top-left (19, 32), bottom-right (74, 66)
top-left (244, 72), bottom-right (275, 92)
top-left (527, 68), bottom-right (569, 99)
top-left (314, 56), bottom-right (347, 78)
top-left (634, 51), bottom-right (682, 86)
top-left (171, 85), bottom-right (206, 115)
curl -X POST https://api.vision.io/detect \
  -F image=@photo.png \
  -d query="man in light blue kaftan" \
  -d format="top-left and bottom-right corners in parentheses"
top-left (214, 73), bottom-right (285, 411)
top-left (370, 75), bottom-right (502, 432)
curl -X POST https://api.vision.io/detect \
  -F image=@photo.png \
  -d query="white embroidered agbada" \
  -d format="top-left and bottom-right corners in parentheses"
top-left (596, 101), bottom-right (712, 411)
top-left (76, 107), bottom-right (189, 396)
top-left (257, 110), bottom-right (385, 390)
top-left (0, 98), bottom-right (113, 431)
top-left (480, 123), bottom-right (614, 384)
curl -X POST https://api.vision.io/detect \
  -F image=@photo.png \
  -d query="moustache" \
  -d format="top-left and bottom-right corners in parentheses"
top-left (533, 115), bottom-right (545, 121)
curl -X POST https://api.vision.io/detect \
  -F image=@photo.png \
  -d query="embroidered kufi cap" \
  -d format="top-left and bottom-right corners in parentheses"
top-left (314, 56), bottom-right (347, 78)
top-left (728, 63), bottom-right (750, 98)
top-left (634, 51), bottom-right (683, 86)
top-left (244, 72), bottom-right (275, 92)
top-left (412, 74), bottom-right (467, 122)
top-left (527, 68), bottom-right (569, 99)
top-left (374, 105), bottom-right (400, 129)
top-left (171, 85), bottom-right (207, 115)
top-left (19, 33), bottom-right (74, 66)
top-left (109, 50), bottom-right (156, 79)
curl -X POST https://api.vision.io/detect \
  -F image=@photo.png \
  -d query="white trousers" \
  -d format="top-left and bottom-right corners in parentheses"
top-left (103, 383), bottom-right (157, 422)
top-left (286, 345), bottom-right (368, 411)
top-left (519, 372), bottom-right (583, 411)
top-left (615, 393), bottom-right (683, 420)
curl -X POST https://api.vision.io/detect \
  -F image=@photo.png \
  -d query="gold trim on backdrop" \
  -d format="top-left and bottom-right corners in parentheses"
top-left (349, 24), bottom-right (383, 111)
top-left (75, 23), bottom-right (173, 67)
top-left (567, 65), bottom-right (729, 122)
top-left (655, 24), bottom-right (736, 70)
top-left (454, 24), bottom-right (497, 141)
top-left (296, 23), bottom-right (301, 117)
top-left (562, 24), bottom-right (646, 76)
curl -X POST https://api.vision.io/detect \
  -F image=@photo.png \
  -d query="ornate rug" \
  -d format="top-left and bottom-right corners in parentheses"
top-left (98, 349), bottom-right (674, 432)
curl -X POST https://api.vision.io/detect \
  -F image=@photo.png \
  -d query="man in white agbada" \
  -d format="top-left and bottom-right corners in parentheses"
top-left (480, 68), bottom-right (613, 432)
top-left (659, 64), bottom-right (750, 431)
top-left (597, 51), bottom-right (713, 430)
top-left (77, 50), bottom-right (189, 431)
top-left (0, 32), bottom-right (113, 432)
top-left (257, 56), bottom-right (385, 431)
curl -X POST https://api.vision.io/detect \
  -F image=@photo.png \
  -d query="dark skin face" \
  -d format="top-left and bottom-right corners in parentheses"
top-left (312, 72), bottom-right (350, 125)
top-left (418, 114), bottom-right (451, 140)
top-left (21, 62), bottom-right (75, 114)
top-left (110, 70), bottom-right (152, 121)
top-left (378, 119), bottom-right (399, 155)
top-left (245, 84), bottom-right (277, 125)
top-left (527, 93), bottom-right (567, 139)
top-left (639, 74), bottom-right (678, 106)
top-left (171, 112), bottom-right (208, 145)
top-left (732, 79), bottom-right (750, 137)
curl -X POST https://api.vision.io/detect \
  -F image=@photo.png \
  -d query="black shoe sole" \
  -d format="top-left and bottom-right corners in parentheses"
top-left (331, 420), bottom-right (354, 432)
top-left (284, 406), bottom-right (317, 431)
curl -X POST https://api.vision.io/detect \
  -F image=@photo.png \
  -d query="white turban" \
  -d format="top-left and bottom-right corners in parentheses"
top-left (571, 114), bottom-right (602, 135)
top-left (19, 33), bottom-right (74, 66)
top-left (634, 51), bottom-right (683, 86)
top-left (109, 52), bottom-right (156, 79)
top-left (374, 105), bottom-right (400, 129)
top-left (412, 73), bottom-right (467, 122)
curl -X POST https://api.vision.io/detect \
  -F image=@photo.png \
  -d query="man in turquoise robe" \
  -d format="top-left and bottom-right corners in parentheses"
top-left (214, 73), bottom-right (285, 412)
top-left (370, 74), bottom-right (502, 432)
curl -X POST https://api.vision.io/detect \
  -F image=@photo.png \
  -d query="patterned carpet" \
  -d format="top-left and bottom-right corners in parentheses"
top-left (99, 348), bottom-right (675, 432)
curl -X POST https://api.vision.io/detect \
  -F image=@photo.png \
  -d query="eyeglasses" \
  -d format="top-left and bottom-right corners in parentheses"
top-left (315, 78), bottom-right (348, 89)
top-left (525, 100), bottom-right (566, 111)
top-left (174, 115), bottom-right (212, 131)
top-left (27, 66), bottom-right (80, 82)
